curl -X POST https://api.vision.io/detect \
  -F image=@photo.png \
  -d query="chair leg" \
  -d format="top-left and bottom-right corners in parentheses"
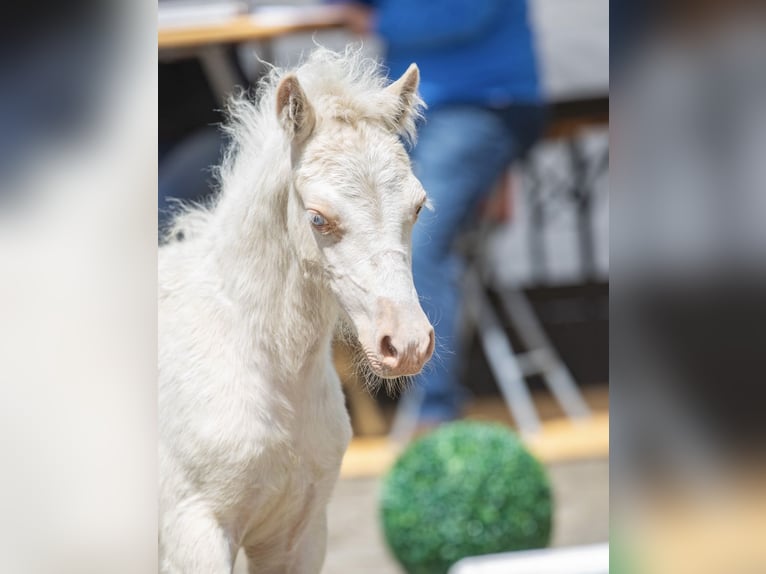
top-left (464, 268), bottom-right (542, 436)
top-left (498, 288), bottom-right (591, 420)
top-left (389, 384), bottom-right (425, 443)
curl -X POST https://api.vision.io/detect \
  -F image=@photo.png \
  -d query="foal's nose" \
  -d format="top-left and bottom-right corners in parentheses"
top-left (378, 324), bottom-right (435, 377)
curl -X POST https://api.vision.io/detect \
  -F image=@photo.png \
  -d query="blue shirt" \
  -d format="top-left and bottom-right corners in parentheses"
top-left (358, 0), bottom-right (542, 108)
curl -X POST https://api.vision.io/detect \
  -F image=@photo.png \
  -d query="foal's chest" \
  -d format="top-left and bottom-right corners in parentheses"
top-left (231, 366), bottom-right (352, 526)
top-left (234, 398), bottom-right (351, 547)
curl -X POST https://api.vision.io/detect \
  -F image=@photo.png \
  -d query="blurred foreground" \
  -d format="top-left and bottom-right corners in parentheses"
top-left (612, 3), bottom-right (766, 574)
top-left (231, 459), bottom-right (608, 574)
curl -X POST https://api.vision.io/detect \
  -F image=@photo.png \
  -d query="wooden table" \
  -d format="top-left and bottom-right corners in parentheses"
top-left (159, 4), bottom-right (348, 51)
top-left (159, 4), bottom-right (349, 102)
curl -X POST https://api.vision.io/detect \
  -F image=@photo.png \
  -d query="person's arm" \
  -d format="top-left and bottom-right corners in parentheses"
top-left (374, 0), bottom-right (507, 51)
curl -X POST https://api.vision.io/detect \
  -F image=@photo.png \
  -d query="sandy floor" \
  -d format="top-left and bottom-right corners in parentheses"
top-left (233, 458), bottom-right (608, 573)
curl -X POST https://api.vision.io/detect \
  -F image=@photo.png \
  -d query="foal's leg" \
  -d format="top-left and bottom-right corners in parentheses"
top-left (287, 511), bottom-right (328, 574)
top-left (243, 512), bottom-right (327, 574)
top-left (160, 501), bottom-right (234, 574)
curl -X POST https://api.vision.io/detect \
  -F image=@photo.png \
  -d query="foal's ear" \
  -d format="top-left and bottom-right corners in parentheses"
top-left (276, 74), bottom-right (316, 144)
top-left (384, 63), bottom-right (422, 132)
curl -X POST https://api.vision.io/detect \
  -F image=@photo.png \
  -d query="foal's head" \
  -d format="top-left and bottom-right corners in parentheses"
top-left (275, 60), bottom-right (434, 379)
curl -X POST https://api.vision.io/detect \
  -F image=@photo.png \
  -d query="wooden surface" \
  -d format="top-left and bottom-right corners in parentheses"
top-left (545, 96), bottom-right (609, 139)
top-left (158, 5), bottom-right (348, 50)
top-left (340, 386), bottom-right (609, 478)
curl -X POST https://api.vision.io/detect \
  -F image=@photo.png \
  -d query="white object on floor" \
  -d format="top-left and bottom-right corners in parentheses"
top-left (448, 543), bottom-right (609, 574)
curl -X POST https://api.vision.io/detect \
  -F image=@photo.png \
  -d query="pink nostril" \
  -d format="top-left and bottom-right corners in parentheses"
top-left (425, 328), bottom-right (435, 359)
top-left (380, 335), bottom-right (398, 361)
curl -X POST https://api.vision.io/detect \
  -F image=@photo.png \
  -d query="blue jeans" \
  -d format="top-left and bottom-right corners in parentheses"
top-left (410, 104), bottom-right (545, 422)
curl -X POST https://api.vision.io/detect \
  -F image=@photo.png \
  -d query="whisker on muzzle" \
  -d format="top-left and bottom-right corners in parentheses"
top-left (335, 332), bottom-right (425, 398)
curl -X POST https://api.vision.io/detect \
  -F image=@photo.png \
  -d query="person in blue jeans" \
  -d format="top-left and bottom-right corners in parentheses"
top-left (338, 0), bottom-right (546, 423)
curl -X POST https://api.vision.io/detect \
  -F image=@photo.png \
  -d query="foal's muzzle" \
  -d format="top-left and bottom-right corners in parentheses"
top-left (370, 298), bottom-right (434, 378)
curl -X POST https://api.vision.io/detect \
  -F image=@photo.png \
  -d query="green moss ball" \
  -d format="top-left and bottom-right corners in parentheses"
top-left (380, 421), bottom-right (553, 574)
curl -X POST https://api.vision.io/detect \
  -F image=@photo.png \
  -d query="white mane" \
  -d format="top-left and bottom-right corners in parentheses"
top-left (165, 47), bottom-right (424, 243)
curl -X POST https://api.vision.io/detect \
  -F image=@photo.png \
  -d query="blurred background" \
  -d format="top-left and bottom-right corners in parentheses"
top-left (1, 0), bottom-right (765, 572)
top-left (160, 0), bottom-right (608, 571)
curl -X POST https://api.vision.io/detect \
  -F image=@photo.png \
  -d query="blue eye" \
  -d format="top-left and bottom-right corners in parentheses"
top-left (309, 211), bottom-right (327, 227)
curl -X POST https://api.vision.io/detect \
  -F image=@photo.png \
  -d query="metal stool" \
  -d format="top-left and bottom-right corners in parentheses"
top-left (390, 166), bottom-right (592, 442)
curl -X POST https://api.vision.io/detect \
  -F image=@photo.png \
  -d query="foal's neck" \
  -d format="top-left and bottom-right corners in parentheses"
top-left (213, 138), bottom-right (337, 376)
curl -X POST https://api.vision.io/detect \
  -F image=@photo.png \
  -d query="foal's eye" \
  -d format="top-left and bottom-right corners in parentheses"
top-left (307, 210), bottom-right (329, 230)
top-left (415, 204), bottom-right (424, 217)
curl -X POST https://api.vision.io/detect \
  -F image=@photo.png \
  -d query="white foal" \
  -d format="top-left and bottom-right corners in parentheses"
top-left (159, 48), bottom-right (434, 573)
